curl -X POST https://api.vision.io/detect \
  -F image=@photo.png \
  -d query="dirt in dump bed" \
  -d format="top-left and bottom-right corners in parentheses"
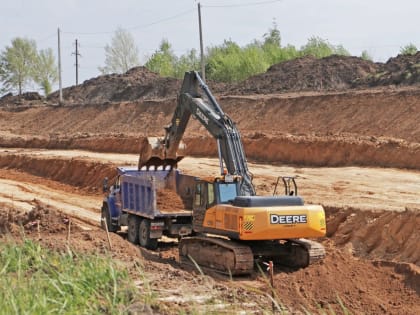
top-left (156, 189), bottom-right (187, 212)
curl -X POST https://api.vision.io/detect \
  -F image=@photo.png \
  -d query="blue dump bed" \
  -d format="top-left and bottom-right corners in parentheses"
top-left (119, 167), bottom-right (194, 219)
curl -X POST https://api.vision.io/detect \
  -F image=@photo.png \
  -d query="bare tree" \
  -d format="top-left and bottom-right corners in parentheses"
top-left (99, 27), bottom-right (140, 74)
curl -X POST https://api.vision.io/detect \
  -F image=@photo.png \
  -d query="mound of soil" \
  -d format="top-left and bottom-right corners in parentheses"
top-left (326, 207), bottom-right (420, 265)
top-left (48, 67), bottom-right (181, 104)
top-left (0, 91), bottom-right (43, 107)
top-left (362, 52), bottom-right (420, 87)
top-left (273, 240), bottom-right (420, 314)
top-left (0, 202), bottom-right (74, 235)
top-left (230, 55), bottom-right (379, 94)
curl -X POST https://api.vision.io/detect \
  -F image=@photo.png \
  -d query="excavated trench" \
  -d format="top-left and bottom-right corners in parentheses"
top-left (0, 150), bottom-right (418, 314)
top-left (0, 150), bottom-right (418, 267)
top-left (0, 133), bottom-right (419, 169)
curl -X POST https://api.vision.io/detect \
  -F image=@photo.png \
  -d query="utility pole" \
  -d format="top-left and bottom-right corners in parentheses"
top-left (197, 2), bottom-right (205, 82)
top-left (72, 39), bottom-right (81, 86)
top-left (57, 28), bottom-right (63, 104)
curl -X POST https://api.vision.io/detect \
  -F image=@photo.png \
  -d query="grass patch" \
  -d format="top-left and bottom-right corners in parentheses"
top-left (0, 240), bottom-right (142, 314)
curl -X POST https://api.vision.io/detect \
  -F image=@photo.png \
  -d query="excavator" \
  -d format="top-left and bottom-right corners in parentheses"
top-left (139, 71), bottom-right (326, 275)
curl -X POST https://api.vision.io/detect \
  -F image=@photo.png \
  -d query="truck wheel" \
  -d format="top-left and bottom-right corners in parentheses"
top-left (139, 219), bottom-right (158, 250)
top-left (101, 205), bottom-right (118, 232)
top-left (127, 215), bottom-right (140, 244)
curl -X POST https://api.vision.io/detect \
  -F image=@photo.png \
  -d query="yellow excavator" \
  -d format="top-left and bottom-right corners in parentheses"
top-left (139, 71), bottom-right (326, 275)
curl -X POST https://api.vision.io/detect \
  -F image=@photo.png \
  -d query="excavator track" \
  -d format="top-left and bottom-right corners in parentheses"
top-left (179, 236), bottom-right (254, 275)
top-left (291, 238), bottom-right (326, 265)
top-left (249, 238), bottom-right (326, 269)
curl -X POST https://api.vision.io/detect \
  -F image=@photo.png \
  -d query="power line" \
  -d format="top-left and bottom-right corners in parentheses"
top-left (36, 33), bottom-right (56, 43)
top-left (61, 8), bottom-right (194, 36)
top-left (203, 0), bottom-right (282, 8)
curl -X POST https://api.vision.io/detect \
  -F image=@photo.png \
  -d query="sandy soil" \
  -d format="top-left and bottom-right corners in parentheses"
top-left (1, 148), bottom-right (419, 212)
top-left (0, 57), bottom-right (419, 313)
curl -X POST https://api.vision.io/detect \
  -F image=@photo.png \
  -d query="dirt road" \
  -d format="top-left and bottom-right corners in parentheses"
top-left (2, 148), bottom-right (418, 212)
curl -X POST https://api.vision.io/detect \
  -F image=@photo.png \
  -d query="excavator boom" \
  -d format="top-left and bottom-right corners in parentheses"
top-left (139, 71), bottom-right (255, 196)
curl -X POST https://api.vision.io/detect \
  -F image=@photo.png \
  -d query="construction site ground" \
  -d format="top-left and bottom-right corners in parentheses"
top-left (0, 58), bottom-right (419, 314)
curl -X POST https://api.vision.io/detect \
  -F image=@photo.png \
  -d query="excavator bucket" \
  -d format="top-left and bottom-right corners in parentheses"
top-left (138, 137), bottom-right (184, 170)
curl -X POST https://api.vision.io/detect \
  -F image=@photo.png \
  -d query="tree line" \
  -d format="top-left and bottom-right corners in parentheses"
top-left (1, 24), bottom-right (418, 96)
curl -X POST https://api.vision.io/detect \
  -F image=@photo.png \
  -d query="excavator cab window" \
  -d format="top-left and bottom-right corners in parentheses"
top-left (194, 183), bottom-right (203, 207)
top-left (207, 183), bottom-right (215, 206)
top-left (216, 182), bottom-right (238, 204)
top-left (194, 181), bottom-right (217, 209)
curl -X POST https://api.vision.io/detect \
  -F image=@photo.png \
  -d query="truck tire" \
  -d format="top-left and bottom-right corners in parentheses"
top-left (139, 219), bottom-right (158, 250)
top-left (127, 215), bottom-right (141, 244)
top-left (101, 204), bottom-right (118, 233)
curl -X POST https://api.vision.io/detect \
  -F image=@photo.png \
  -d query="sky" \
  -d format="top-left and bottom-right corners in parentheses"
top-left (1, 0), bottom-right (419, 92)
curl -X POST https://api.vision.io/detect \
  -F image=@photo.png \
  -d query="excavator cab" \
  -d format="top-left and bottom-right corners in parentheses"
top-left (193, 175), bottom-right (241, 207)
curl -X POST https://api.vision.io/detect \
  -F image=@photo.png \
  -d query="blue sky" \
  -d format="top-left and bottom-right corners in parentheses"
top-left (1, 0), bottom-right (419, 92)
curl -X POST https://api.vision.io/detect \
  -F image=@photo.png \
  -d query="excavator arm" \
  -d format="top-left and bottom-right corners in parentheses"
top-left (139, 71), bottom-right (255, 196)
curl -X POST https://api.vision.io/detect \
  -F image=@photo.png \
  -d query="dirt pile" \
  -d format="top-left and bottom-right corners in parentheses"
top-left (0, 91), bottom-right (43, 107)
top-left (272, 240), bottom-right (420, 314)
top-left (229, 55), bottom-right (379, 94)
top-left (230, 53), bottom-right (420, 95)
top-left (362, 52), bottom-right (420, 87)
top-left (48, 67), bottom-right (181, 104)
top-left (0, 201), bottom-right (74, 235)
top-left (326, 207), bottom-right (420, 265)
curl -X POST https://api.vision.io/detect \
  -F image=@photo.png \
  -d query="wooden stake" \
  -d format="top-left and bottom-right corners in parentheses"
top-left (102, 218), bottom-right (112, 251)
top-left (67, 219), bottom-right (71, 245)
top-left (269, 261), bottom-right (275, 312)
top-left (37, 220), bottom-right (41, 240)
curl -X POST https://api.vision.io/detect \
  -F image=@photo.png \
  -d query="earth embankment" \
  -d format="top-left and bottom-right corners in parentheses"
top-left (0, 87), bottom-right (419, 169)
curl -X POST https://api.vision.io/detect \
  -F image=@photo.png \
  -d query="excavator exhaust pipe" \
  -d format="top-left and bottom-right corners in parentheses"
top-left (138, 137), bottom-right (184, 170)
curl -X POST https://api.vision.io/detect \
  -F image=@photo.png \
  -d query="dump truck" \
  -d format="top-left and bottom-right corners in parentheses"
top-left (101, 166), bottom-right (195, 249)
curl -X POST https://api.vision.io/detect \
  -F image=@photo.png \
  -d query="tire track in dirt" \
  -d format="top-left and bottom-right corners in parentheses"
top-left (0, 177), bottom-right (100, 223)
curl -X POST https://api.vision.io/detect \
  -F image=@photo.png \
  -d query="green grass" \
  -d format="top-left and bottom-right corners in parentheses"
top-left (0, 240), bottom-right (142, 314)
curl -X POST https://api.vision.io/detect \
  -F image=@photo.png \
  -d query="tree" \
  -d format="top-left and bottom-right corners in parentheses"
top-left (360, 50), bottom-right (373, 61)
top-left (99, 27), bottom-right (140, 74)
top-left (32, 48), bottom-right (58, 96)
top-left (174, 48), bottom-right (200, 78)
top-left (206, 40), bottom-right (243, 82)
top-left (263, 20), bottom-right (281, 47)
top-left (400, 43), bottom-right (417, 55)
top-left (300, 36), bottom-right (349, 58)
top-left (144, 39), bottom-right (177, 77)
top-left (0, 37), bottom-right (37, 95)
